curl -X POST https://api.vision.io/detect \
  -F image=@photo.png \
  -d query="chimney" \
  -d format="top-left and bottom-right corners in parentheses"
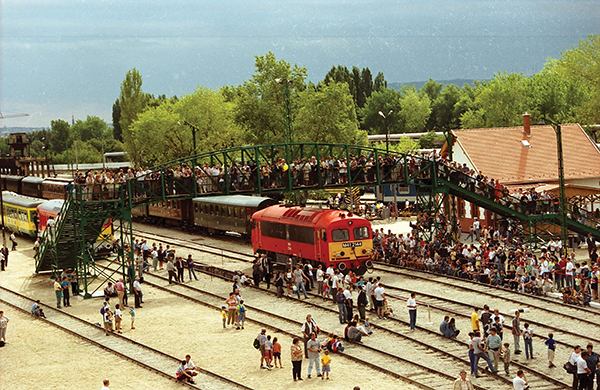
top-left (523, 112), bottom-right (531, 137)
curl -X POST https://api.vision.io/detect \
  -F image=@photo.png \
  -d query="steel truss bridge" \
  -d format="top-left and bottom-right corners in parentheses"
top-left (33, 142), bottom-right (600, 297)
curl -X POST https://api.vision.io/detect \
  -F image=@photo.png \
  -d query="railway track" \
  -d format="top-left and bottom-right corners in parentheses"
top-left (102, 251), bottom-right (570, 390)
top-left (188, 265), bottom-right (571, 389)
top-left (0, 285), bottom-right (252, 390)
top-left (128, 227), bottom-right (577, 387)
top-left (101, 265), bottom-right (471, 390)
top-left (373, 263), bottom-right (600, 343)
top-left (374, 261), bottom-right (600, 322)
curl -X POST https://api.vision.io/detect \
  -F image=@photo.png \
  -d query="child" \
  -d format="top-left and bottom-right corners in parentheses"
top-left (129, 306), bottom-right (136, 330)
top-left (332, 336), bottom-right (345, 352)
top-left (364, 318), bottom-right (373, 334)
top-left (264, 335), bottom-right (273, 370)
top-left (500, 342), bottom-right (511, 375)
top-left (544, 333), bottom-right (556, 368)
top-left (221, 306), bottom-right (227, 329)
top-left (103, 308), bottom-right (113, 336)
top-left (321, 350), bottom-right (331, 380)
top-left (236, 300), bottom-right (246, 330)
top-left (114, 304), bottom-right (122, 334)
top-left (272, 337), bottom-right (282, 368)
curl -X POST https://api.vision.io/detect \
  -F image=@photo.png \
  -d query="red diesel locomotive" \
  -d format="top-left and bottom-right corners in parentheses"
top-left (251, 205), bottom-right (374, 275)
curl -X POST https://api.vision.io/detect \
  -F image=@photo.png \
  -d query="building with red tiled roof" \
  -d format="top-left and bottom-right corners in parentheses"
top-left (449, 116), bottom-right (600, 187)
top-left (444, 114), bottom-right (600, 231)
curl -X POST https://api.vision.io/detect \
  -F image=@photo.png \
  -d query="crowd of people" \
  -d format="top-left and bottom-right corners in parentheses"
top-left (373, 223), bottom-right (600, 306)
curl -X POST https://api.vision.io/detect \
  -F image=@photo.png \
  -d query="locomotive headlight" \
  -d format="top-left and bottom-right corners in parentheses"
top-left (340, 251), bottom-right (345, 256)
top-left (348, 221), bottom-right (353, 225)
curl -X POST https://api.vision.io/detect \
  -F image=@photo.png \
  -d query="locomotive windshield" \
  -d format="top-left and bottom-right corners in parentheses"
top-left (332, 228), bottom-right (349, 242)
top-left (353, 227), bottom-right (370, 240)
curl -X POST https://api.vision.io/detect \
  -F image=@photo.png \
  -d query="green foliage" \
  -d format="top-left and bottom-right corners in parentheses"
top-left (228, 51), bottom-right (307, 145)
top-left (294, 82), bottom-right (367, 145)
top-left (72, 116), bottom-right (109, 142)
top-left (128, 87), bottom-right (243, 166)
top-left (549, 34), bottom-right (600, 125)
top-left (398, 87), bottom-right (431, 133)
top-left (49, 119), bottom-right (71, 154)
top-left (119, 68), bottom-right (147, 163)
top-left (112, 99), bottom-right (122, 141)
top-left (418, 130), bottom-right (445, 149)
top-left (372, 137), bottom-right (419, 154)
top-left (359, 88), bottom-right (403, 135)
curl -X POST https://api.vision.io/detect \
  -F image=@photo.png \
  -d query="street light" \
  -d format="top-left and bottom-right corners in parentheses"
top-left (543, 117), bottom-right (569, 256)
top-left (276, 78), bottom-right (293, 144)
top-left (378, 110), bottom-right (396, 218)
top-left (378, 110), bottom-right (393, 154)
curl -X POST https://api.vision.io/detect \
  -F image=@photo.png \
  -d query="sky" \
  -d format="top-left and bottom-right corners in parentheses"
top-left (1, 0), bottom-right (599, 128)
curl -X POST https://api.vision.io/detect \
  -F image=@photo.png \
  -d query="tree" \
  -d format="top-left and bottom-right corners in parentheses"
top-left (72, 116), bottom-right (109, 142)
top-left (373, 72), bottom-right (387, 92)
top-left (128, 87), bottom-right (242, 166)
top-left (359, 88), bottom-right (403, 135)
top-left (227, 51), bottom-right (307, 145)
top-left (294, 82), bottom-right (367, 145)
top-left (119, 68), bottom-right (147, 162)
top-left (372, 137), bottom-right (418, 154)
top-left (398, 87), bottom-right (431, 133)
top-left (548, 34), bottom-right (600, 125)
top-left (112, 99), bottom-right (122, 141)
top-left (460, 73), bottom-right (526, 128)
top-left (49, 119), bottom-right (71, 154)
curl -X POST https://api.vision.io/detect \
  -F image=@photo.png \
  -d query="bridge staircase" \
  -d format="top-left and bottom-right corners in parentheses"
top-left (35, 187), bottom-right (132, 298)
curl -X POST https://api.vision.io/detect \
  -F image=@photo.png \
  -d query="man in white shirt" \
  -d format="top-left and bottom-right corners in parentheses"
top-left (101, 379), bottom-right (110, 390)
top-left (565, 259), bottom-right (574, 289)
top-left (407, 292), bottom-right (417, 331)
top-left (577, 350), bottom-right (591, 389)
top-left (374, 283), bottom-right (385, 319)
top-left (512, 370), bottom-right (528, 390)
top-left (184, 354), bottom-right (200, 378)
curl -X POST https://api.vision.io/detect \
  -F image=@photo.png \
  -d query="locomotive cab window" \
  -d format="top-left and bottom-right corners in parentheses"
top-left (353, 227), bottom-right (370, 240)
top-left (321, 229), bottom-right (327, 242)
top-left (332, 228), bottom-right (349, 242)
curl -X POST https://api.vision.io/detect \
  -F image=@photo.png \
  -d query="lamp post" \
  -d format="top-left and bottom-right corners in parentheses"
top-left (378, 110), bottom-right (393, 154)
top-left (276, 78), bottom-right (293, 144)
top-left (544, 117), bottom-right (569, 256)
top-left (182, 121), bottom-right (200, 197)
top-left (378, 110), bottom-right (396, 218)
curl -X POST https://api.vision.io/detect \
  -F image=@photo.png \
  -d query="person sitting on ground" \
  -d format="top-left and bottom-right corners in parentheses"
top-left (440, 315), bottom-right (450, 336)
top-left (445, 317), bottom-right (460, 338)
top-left (31, 300), bottom-right (46, 318)
top-left (184, 354), bottom-right (200, 378)
top-left (103, 282), bottom-right (118, 298)
top-left (176, 360), bottom-right (195, 384)
top-left (347, 321), bottom-right (369, 343)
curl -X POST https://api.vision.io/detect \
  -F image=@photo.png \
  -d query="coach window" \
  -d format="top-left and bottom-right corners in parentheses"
top-left (353, 227), bottom-right (370, 240)
top-left (331, 228), bottom-right (349, 242)
top-left (210, 205), bottom-right (214, 215)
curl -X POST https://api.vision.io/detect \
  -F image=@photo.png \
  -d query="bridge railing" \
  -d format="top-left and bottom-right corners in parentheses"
top-left (125, 143), bottom-right (424, 205)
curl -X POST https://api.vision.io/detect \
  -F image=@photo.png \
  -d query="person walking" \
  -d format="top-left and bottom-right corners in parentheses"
top-left (486, 327), bottom-right (502, 371)
top-left (306, 332), bottom-right (322, 379)
top-left (293, 265), bottom-right (309, 299)
top-left (166, 258), bottom-right (177, 284)
top-left (301, 314), bottom-right (319, 359)
top-left (10, 232), bottom-right (17, 251)
top-left (407, 292), bottom-right (417, 331)
top-left (0, 311), bottom-right (9, 343)
top-left (291, 338), bottom-right (304, 381)
top-left (472, 331), bottom-right (499, 377)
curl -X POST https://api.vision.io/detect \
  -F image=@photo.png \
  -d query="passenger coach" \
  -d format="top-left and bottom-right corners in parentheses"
top-left (192, 195), bottom-right (278, 236)
top-left (251, 205), bottom-right (374, 275)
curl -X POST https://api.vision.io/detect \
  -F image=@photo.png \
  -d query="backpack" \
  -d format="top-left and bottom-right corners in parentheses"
top-left (100, 307), bottom-right (106, 315)
top-left (253, 337), bottom-right (260, 350)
